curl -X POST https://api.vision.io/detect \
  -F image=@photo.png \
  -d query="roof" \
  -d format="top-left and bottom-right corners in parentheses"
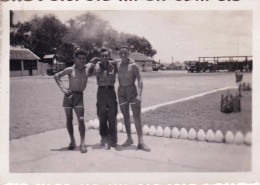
top-left (43, 54), bottom-right (55, 59)
top-left (173, 62), bottom-right (185, 67)
top-left (130, 53), bottom-right (153, 61)
top-left (110, 51), bottom-right (154, 62)
top-left (10, 47), bottom-right (40, 60)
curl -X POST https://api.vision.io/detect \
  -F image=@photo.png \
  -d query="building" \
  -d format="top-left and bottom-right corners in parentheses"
top-left (110, 51), bottom-right (154, 72)
top-left (10, 46), bottom-right (41, 77)
top-left (42, 54), bottom-right (66, 75)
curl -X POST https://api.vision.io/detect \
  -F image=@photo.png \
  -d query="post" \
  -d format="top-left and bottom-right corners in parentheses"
top-left (21, 60), bottom-right (24, 76)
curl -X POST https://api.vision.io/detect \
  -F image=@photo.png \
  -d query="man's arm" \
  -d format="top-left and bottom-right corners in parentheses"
top-left (54, 68), bottom-right (73, 95)
top-left (132, 64), bottom-right (143, 102)
top-left (85, 63), bottom-right (97, 77)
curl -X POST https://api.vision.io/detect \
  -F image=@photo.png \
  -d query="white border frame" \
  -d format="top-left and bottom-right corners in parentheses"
top-left (1, 0), bottom-right (260, 184)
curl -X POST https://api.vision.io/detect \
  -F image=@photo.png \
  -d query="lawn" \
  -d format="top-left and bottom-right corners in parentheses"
top-left (10, 71), bottom-right (252, 139)
top-left (122, 88), bottom-right (251, 134)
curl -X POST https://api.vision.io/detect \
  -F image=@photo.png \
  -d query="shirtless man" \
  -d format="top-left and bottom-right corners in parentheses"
top-left (116, 46), bottom-right (151, 152)
top-left (54, 49), bottom-right (94, 153)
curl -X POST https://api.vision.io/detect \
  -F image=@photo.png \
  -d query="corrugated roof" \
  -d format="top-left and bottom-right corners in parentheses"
top-left (110, 51), bottom-right (153, 62)
top-left (130, 52), bottom-right (153, 61)
top-left (43, 54), bottom-right (55, 59)
top-left (10, 48), bottom-right (40, 60)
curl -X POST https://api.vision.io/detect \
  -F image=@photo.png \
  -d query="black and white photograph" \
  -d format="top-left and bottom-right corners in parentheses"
top-left (1, 0), bottom-right (260, 184)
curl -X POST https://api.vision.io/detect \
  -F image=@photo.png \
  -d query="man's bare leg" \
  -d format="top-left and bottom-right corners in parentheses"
top-left (74, 107), bottom-right (87, 153)
top-left (64, 108), bottom-right (76, 150)
top-left (119, 103), bottom-right (133, 146)
top-left (131, 102), bottom-right (151, 152)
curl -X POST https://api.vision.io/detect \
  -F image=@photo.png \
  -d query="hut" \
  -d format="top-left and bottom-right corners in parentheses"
top-left (10, 46), bottom-right (40, 77)
top-left (110, 51), bottom-right (154, 72)
top-left (42, 54), bottom-right (66, 75)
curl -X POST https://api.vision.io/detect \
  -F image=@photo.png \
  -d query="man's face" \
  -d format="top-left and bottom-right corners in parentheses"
top-left (75, 54), bottom-right (86, 69)
top-left (101, 51), bottom-right (109, 63)
top-left (119, 48), bottom-right (129, 60)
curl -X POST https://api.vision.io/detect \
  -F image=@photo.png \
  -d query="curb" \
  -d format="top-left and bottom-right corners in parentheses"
top-left (86, 119), bottom-right (252, 146)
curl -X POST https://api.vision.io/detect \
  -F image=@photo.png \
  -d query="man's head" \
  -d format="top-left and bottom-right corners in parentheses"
top-left (99, 48), bottom-right (110, 63)
top-left (119, 45), bottom-right (130, 60)
top-left (74, 49), bottom-right (87, 69)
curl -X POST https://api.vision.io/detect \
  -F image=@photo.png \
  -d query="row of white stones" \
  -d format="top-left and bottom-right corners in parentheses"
top-left (86, 119), bottom-right (251, 145)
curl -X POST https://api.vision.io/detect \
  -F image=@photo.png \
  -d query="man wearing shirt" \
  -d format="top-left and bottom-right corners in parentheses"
top-left (93, 48), bottom-right (118, 150)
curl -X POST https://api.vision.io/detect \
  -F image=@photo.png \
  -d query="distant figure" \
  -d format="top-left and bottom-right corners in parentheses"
top-left (54, 49), bottom-right (95, 153)
top-left (235, 71), bottom-right (243, 83)
top-left (90, 48), bottom-right (118, 150)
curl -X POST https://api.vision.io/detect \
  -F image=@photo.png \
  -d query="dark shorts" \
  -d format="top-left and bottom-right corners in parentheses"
top-left (63, 92), bottom-right (84, 108)
top-left (118, 85), bottom-right (138, 105)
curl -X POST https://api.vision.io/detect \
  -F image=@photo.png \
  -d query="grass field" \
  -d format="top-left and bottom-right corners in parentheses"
top-left (128, 89), bottom-right (251, 134)
top-left (10, 71), bottom-right (252, 139)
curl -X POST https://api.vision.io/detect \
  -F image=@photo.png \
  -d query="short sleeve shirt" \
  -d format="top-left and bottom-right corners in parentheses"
top-left (96, 61), bottom-right (118, 86)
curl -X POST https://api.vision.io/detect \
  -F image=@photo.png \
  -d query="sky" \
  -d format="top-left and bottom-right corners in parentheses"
top-left (13, 10), bottom-right (252, 63)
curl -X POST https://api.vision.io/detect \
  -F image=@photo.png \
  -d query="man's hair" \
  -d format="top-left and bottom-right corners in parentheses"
top-left (99, 47), bottom-right (110, 57)
top-left (119, 45), bottom-right (129, 51)
top-left (74, 48), bottom-right (87, 58)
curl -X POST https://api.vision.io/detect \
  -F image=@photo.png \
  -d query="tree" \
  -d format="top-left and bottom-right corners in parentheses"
top-left (29, 15), bottom-right (68, 58)
top-left (11, 14), bottom-right (68, 59)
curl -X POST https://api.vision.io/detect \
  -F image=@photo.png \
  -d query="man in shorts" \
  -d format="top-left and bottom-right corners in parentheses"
top-left (116, 46), bottom-right (151, 152)
top-left (54, 49), bottom-right (94, 153)
top-left (90, 48), bottom-right (118, 150)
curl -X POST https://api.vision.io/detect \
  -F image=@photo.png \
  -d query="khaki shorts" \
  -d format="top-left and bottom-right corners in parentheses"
top-left (63, 91), bottom-right (83, 108)
top-left (117, 85), bottom-right (138, 105)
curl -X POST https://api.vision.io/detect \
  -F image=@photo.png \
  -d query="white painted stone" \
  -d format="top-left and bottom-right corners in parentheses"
top-left (215, 130), bottom-right (224, 143)
top-left (131, 124), bottom-right (137, 134)
top-left (235, 131), bottom-right (244, 145)
top-left (225, 131), bottom-right (234, 144)
top-left (244, 132), bottom-right (252, 145)
top-left (172, 127), bottom-right (180, 139)
top-left (142, 125), bottom-right (149, 135)
top-left (197, 129), bottom-right (206, 141)
top-left (117, 122), bottom-right (123, 132)
top-left (163, 127), bottom-right (171, 138)
top-left (206, 129), bottom-right (215, 142)
top-left (156, 126), bottom-right (164, 137)
top-left (86, 120), bottom-right (94, 129)
top-left (93, 119), bottom-right (99, 129)
top-left (188, 128), bottom-right (196, 140)
top-left (149, 126), bottom-right (156, 136)
top-left (180, 128), bottom-right (188, 139)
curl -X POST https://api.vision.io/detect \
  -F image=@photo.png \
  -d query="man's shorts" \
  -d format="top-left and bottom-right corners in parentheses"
top-left (117, 85), bottom-right (138, 105)
top-left (63, 91), bottom-right (84, 108)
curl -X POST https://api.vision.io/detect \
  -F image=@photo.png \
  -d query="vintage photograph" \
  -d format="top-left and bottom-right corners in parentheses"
top-left (8, 9), bottom-right (253, 174)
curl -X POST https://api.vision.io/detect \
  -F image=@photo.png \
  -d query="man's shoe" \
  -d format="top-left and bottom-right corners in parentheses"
top-left (105, 142), bottom-right (110, 150)
top-left (110, 142), bottom-right (118, 148)
top-left (68, 142), bottom-right (76, 150)
top-left (122, 138), bottom-right (134, 147)
top-left (80, 145), bottom-right (87, 153)
top-left (137, 143), bottom-right (151, 152)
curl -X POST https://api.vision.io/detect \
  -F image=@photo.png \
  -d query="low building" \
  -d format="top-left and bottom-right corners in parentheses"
top-left (42, 54), bottom-right (66, 75)
top-left (10, 46), bottom-right (40, 77)
top-left (110, 51), bottom-right (154, 72)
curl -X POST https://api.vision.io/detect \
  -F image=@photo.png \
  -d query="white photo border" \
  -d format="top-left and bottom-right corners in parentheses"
top-left (1, 0), bottom-right (260, 184)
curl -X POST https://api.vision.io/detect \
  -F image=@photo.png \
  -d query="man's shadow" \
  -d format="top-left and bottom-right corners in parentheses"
top-left (51, 144), bottom-right (137, 152)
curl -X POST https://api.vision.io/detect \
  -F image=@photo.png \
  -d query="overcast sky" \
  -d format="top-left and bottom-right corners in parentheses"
top-left (13, 10), bottom-right (252, 63)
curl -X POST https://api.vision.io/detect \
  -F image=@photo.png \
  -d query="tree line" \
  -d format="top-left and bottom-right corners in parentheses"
top-left (10, 11), bottom-right (157, 64)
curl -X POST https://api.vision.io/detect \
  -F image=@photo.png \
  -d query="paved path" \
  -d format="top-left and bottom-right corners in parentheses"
top-left (10, 127), bottom-right (251, 173)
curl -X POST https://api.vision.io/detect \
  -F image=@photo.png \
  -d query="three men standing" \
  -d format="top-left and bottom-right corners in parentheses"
top-left (55, 46), bottom-right (151, 153)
